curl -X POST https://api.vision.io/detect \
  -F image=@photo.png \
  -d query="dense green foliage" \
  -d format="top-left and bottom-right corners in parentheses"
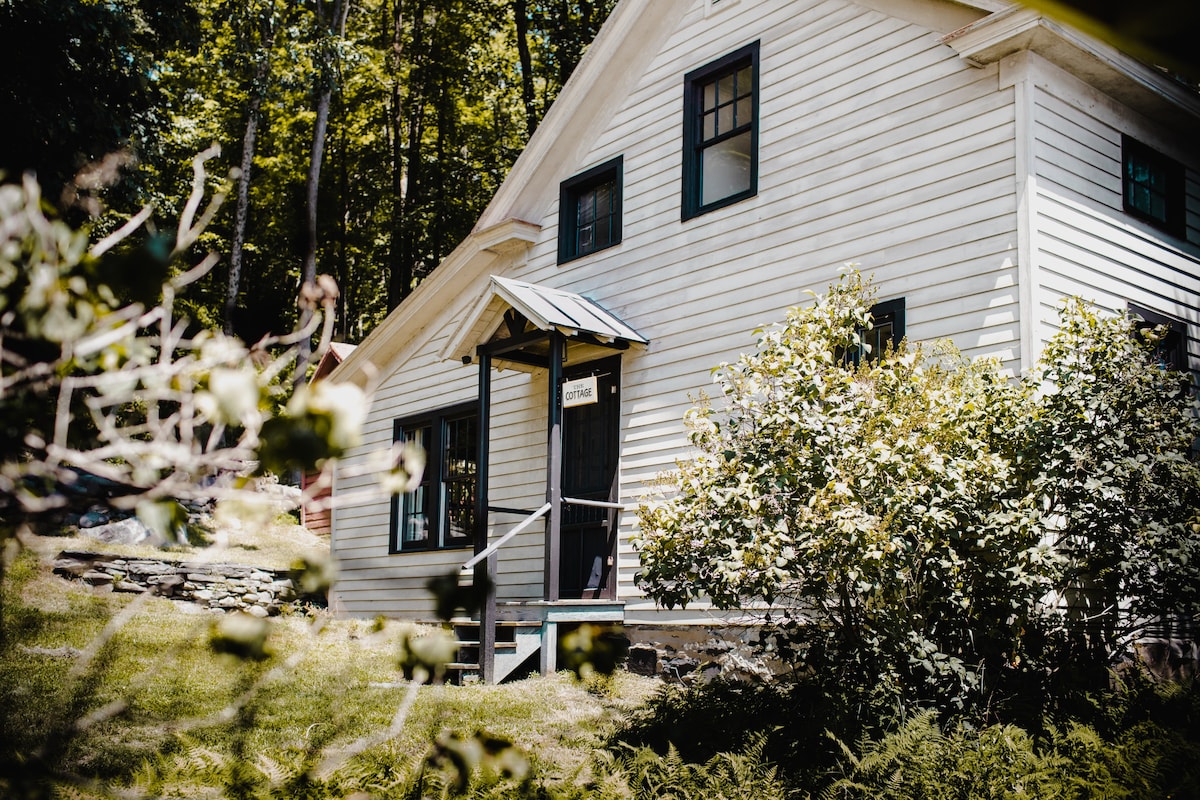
top-left (637, 271), bottom-right (1200, 724)
top-left (822, 706), bottom-right (1200, 799)
top-left (609, 674), bottom-right (1200, 798)
top-left (1, 0), bottom-right (615, 345)
top-left (0, 0), bottom-right (200, 210)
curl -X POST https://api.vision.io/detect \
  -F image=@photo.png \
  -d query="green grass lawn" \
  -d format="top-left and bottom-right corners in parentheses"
top-left (1, 530), bottom-right (658, 798)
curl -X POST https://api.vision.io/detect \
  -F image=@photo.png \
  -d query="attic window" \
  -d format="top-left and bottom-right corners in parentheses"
top-left (1122, 136), bottom-right (1184, 237)
top-left (558, 156), bottom-right (623, 264)
top-left (682, 41), bottom-right (760, 220)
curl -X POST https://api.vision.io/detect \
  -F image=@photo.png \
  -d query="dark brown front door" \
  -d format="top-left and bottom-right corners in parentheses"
top-left (559, 356), bottom-right (620, 600)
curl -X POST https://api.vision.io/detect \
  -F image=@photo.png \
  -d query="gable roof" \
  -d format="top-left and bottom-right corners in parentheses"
top-left (310, 341), bottom-right (357, 383)
top-left (443, 276), bottom-right (648, 365)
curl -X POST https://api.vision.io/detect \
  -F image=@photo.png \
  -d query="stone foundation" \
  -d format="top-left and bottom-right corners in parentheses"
top-left (52, 551), bottom-right (300, 617)
top-left (624, 624), bottom-right (781, 683)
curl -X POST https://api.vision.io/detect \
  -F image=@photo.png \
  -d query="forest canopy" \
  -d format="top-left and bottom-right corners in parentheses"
top-left (0, 0), bottom-right (615, 347)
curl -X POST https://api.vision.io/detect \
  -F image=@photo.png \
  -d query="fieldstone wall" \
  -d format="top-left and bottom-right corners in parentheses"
top-left (624, 624), bottom-right (780, 683)
top-left (53, 551), bottom-right (299, 617)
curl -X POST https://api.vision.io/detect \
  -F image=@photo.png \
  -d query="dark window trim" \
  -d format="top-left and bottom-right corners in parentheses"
top-left (558, 155), bottom-right (624, 264)
top-left (389, 401), bottom-right (478, 554)
top-left (682, 40), bottom-right (760, 221)
top-left (1121, 135), bottom-right (1185, 238)
top-left (871, 298), bottom-right (906, 346)
top-left (1128, 302), bottom-right (1189, 372)
top-left (848, 297), bottom-right (906, 365)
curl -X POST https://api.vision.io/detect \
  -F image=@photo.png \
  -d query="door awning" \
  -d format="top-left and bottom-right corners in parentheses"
top-left (444, 276), bottom-right (648, 367)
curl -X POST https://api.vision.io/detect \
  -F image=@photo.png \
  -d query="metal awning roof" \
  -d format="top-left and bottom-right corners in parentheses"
top-left (443, 276), bottom-right (647, 366)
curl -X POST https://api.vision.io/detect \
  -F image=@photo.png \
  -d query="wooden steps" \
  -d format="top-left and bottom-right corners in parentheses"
top-left (441, 600), bottom-right (625, 684)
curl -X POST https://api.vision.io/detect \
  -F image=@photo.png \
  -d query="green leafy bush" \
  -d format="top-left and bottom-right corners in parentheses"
top-left (637, 271), bottom-right (1200, 723)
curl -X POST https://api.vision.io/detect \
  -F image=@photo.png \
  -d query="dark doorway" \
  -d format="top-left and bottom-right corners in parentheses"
top-left (559, 356), bottom-right (620, 599)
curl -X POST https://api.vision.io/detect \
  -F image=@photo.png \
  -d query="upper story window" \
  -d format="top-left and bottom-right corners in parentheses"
top-left (391, 403), bottom-right (478, 553)
top-left (1122, 135), bottom-right (1185, 238)
top-left (1129, 303), bottom-right (1188, 372)
top-left (559, 156), bottom-right (623, 264)
top-left (849, 298), bottom-right (906, 365)
top-left (682, 41), bottom-right (759, 220)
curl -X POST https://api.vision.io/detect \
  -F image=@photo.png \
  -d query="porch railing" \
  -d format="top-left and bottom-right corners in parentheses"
top-left (460, 502), bottom-right (551, 572)
top-left (456, 495), bottom-right (635, 681)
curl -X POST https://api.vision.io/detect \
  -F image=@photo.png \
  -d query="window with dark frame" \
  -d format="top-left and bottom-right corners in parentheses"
top-left (682, 41), bottom-right (759, 220)
top-left (558, 156), bottom-right (623, 264)
top-left (1129, 303), bottom-right (1189, 372)
top-left (1122, 135), bottom-right (1185, 237)
top-left (849, 298), bottom-right (906, 365)
top-left (391, 404), bottom-right (478, 553)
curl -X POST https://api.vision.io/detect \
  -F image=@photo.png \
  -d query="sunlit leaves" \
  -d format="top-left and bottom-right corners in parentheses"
top-left (637, 271), bottom-right (1200, 717)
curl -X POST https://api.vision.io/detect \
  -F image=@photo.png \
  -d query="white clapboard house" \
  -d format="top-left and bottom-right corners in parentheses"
top-left (329, 0), bottom-right (1200, 682)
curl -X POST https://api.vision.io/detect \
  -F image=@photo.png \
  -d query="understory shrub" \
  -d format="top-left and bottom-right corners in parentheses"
top-left (608, 676), bottom-right (865, 787)
top-left (637, 270), bottom-right (1200, 725)
top-left (823, 701), bottom-right (1200, 800)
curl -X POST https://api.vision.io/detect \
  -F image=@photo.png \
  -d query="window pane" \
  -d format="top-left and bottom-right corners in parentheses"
top-left (593, 185), bottom-right (613, 251)
top-left (702, 80), bottom-right (716, 112)
top-left (403, 485), bottom-right (430, 544)
top-left (735, 96), bottom-right (751, 127)
top-left (594, 182), bottom-right (613, 217)
top-left (717, 72), bottom-right (734, 105)
top-left (1150, 193), bottom-right (1167, 220)
top-left (442, 415), bottom-right (477, 545)
top-left (702, 110), bottom-right (717, 140)
top-left (717, 103), bottom-right (733, 135)
top-left (577, 223), bottom-right (594, 253)
top-left (400, 425), bottom-right (431, 546)
top-left (871, 321), bottom-right (893, 358)
top-left (445, 480), bottom-right (474, 543)
top-left (1124, 146), bottom-right (1173, 226)
top-left (576, 188), bottom-right (596, 225)
top-left (736, 65), bottom-right (752, 97)
top-left (701, 130), bottom-right (752, 206)
top-left (444, 416), bottom-right (477, 479)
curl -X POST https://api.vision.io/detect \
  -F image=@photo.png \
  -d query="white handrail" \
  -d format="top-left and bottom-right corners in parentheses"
top-left (562, 495), bottom-right (636, 511)
top-left (461, 502), bottom-right (552, 571)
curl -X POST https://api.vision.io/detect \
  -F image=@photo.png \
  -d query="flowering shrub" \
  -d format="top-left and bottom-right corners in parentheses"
top-left (637, 270), bottom-right (1200, 719)
top-left (0, 151), bottom-right (415, 543)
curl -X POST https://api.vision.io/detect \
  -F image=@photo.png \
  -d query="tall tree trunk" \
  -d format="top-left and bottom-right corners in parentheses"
top-left (225, 4), bottom-right (277, 336)
top-left (389, 0), bottom-right (427, 310)
top-left (296, 0), bottom-right (351, 382)
top-left (386, 0), bottom-right (407, 311)
top-left (513, 0), bottom-right (536, 137)
top-left (335, 97), bottom-right (350, 341)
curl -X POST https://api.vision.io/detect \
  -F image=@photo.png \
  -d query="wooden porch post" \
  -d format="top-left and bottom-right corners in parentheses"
top-left (544, 330), bottom-right (564, 603)
top-left (475, 350), bottom-right (496, 683)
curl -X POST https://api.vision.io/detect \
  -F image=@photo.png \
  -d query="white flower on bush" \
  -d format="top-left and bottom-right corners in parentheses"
top-left (196, 330), bottom-right (250, 366)
top-left (197, 366), bottom-right (262, 426)
top-left (288, 380), bottom-right (366, 452)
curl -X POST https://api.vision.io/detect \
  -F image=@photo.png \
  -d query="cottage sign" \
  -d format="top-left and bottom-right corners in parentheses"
top-left (562, 375), bottom-right (598, 408)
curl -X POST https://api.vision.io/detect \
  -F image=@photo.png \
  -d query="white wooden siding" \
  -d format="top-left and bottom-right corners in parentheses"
top-left (334, 0), bottom-right (1200, 621)
top-left (508, 0), bottom-right (1020, 609)
top-left (1017, 56), bottom-right (1200, 369)
top-left (334, 0), bottom-right (1022, 617)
